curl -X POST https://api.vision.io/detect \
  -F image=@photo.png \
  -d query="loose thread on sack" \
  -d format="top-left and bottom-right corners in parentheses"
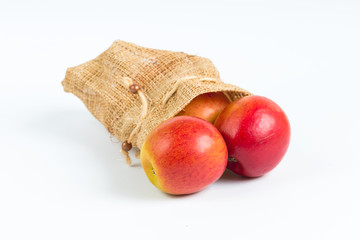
top-left (109, 135), bottom-right (120, 143)
top-left (135, 149), bottom-right (141, 159)
top-left (161, 76), bottom-right (218, 106)
top-left (223, 92), bottom-right (233, 102)
top-left (121, 77), bottom-right (149, 165)
top-left (121, 148), bottom-right (132, 165)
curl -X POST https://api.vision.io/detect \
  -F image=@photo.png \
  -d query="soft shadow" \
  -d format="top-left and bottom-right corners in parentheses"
top-left (218, 169), bottom-right (262, 183)
top-left (165, 191), bottom-right (200, 199)
top-left (26, 108), bottom-right (167, 200)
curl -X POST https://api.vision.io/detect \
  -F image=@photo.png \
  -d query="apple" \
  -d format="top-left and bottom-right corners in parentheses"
top-left (140, 116), bottom-right (228, 195)
top-left (214, 95), bottom-right (290, 177)
top-left (176, 92), bottom-right (230, 123)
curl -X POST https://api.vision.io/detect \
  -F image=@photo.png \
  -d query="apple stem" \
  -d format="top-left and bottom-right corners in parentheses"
top-left (228, 157), bottom-right (237, 163)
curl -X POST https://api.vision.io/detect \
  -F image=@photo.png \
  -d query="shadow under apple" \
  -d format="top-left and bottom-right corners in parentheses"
top-left (25, 107), bottom-right (167, 200)
top-left (218, 168), bottom-right (264, 183)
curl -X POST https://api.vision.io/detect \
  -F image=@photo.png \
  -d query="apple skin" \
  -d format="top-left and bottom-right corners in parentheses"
top-left (140, 116), bottom-right (228, 195)
top-left (214, 95), bottom-right (290, 177)
top-left (176, 92), bottom-right (231, 123)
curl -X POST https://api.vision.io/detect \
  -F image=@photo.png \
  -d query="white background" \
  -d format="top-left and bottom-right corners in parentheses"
top-left (1, 0), bottom-right (359, 239)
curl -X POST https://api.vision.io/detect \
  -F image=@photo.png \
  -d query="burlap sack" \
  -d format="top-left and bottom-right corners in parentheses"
top-left (62, 40), bottom-right (251, 159)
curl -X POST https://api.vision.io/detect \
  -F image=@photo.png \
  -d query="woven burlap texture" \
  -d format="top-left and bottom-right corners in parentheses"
top-left (62, 40), bottom-right (252, 149)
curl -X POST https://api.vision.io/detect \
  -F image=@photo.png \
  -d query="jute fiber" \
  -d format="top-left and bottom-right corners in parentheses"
top-left (62, 40), bottom-right (251, 153)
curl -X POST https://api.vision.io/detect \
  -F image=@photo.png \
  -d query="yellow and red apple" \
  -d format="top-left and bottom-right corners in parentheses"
top-left (176, 92), bottom-right (230, 123)
top-left (140, 116), bottom-right (228, 195)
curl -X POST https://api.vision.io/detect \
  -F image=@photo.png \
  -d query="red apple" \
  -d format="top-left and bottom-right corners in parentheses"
top-left (214, 95), bottom-right (290, 177)
top-left (140, 116), bottom-right (228, 195)
top-left (176, 92), bottom-right (230, 123)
